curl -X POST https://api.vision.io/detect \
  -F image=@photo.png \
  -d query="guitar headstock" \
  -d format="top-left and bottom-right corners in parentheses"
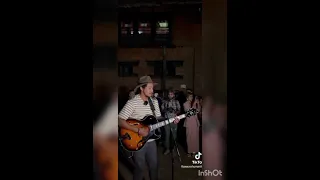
top-left (186, 108), bottom-right (198, 117)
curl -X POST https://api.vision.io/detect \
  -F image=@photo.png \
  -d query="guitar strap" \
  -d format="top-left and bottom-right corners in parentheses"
top-left (148, 97), bottom-right (161, 136)
top-left (148, 97), bottom-right (156, 116)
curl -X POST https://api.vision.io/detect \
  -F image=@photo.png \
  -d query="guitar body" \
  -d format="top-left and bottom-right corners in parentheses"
top-left (119, 115), bottom-right (161, 152)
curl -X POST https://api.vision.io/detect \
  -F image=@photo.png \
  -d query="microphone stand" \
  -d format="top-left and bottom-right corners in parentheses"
top-left (168, 117), bottom-right (182, 180)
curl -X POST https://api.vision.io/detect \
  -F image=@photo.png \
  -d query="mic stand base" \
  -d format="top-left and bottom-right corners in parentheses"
top-left (169, 122), bottom-right (182, 180)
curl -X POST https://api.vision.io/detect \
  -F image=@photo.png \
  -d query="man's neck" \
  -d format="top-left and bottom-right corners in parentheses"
top-left (139, 93), bottom-right (148, 101)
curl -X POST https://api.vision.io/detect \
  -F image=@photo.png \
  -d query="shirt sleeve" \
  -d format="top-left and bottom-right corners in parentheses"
top-left (118, 100), bottom-right (134, 120)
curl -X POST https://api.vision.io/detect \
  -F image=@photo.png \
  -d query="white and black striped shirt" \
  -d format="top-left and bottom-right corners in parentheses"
top-left (119, 94), bottom-right (161, 120)
top-left (119, 94), bottom-right (161, 142)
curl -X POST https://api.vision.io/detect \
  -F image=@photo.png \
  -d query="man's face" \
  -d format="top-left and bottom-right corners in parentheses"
top-left (141, 83), bottom-right (154, 97)
top-left (168, 92), bottom-right (174, 99)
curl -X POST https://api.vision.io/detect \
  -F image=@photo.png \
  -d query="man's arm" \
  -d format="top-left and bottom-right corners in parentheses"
top-left (118, 100), bottom-right (139, 133)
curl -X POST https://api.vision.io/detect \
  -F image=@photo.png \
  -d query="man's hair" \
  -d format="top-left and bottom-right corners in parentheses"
top-left (187, 91), bottom-right (193, 97)
top-left (135, 84), bottom-right (147, 95)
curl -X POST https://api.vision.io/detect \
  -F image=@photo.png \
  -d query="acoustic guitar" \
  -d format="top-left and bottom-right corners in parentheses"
top-left (119, 108), bottom-right (198, 152)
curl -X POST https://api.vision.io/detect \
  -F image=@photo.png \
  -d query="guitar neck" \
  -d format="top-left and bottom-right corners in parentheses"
top-left (150, 114), bottom-right (186, 131)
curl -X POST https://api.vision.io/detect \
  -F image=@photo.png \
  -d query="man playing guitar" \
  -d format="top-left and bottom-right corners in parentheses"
top-left (118, 76), bottom-right (179, 180)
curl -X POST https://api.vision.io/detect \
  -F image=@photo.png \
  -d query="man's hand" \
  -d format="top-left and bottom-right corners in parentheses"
top-left (173, 117), bottom-right (180, 124)
top-left (138, 128), bottom-right (149, 137)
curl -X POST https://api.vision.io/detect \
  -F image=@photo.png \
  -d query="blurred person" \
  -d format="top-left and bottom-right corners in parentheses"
top-left (118, 76), bottom-right (180, 180)
top-left (201, 98), bottom-right (227, 180)
top-left (183, 92), bottom-right (201, 157)
top-left (93, 92), bottom-right (118, 180)
top-left (154, 92), bottom-right (162, 108)
top-left (195, 96), bottom-right (203, 124)
top-left (161, 89), bottom-right (181, 155)
top-left (129, 90), bottom-right (135, 100)
top-left (186, 88), bottom-right (193, 94)
top-left (180, 84), bottom-right (187, 95)
top-left (176, 86), bottom-right (187, 114)
top-left (199, 96), bottom-right (203, 106)
top-left (199, 96), bottom-right (203, 120)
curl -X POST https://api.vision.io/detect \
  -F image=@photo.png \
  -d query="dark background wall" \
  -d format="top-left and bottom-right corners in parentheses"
top-left (93, 4), bottom-right (203, 94)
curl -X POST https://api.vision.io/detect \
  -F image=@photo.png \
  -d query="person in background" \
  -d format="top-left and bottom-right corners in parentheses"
top-left (161, 89), bottom-right (181, 155)
top-left (195, 96), bottom-right (203, 124)
top-left (129, 90), bottom-right (135, 100)
top-left (199, 96), bottom-right (203, 117)
top-left (199, 96), bottom-right (203, 106)
top-left (154, 92), bottom-right (162, 108)
top-left (201, 98), bottom-right (226, 180)
top-left (183, 92), bottom-right (200, 157)
top-left (176, 86), bottom-right (187, 114)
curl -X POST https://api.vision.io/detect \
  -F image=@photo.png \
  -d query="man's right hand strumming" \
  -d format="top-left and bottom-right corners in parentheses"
top-left (137, 128), bottom-right (148, 137)
top-left (119, 118), bottom-right (149, 137)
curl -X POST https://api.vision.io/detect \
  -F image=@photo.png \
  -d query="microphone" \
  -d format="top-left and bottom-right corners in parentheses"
top-left (143, 101), bottom-right (148, 105)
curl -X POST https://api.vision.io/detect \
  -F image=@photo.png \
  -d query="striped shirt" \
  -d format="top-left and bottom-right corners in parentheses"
top-left (119, 94), bottom-right (161, 142)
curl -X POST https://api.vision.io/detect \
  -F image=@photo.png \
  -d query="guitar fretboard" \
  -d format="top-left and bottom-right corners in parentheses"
top-left (150, 114), bottom-right (186, 131)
